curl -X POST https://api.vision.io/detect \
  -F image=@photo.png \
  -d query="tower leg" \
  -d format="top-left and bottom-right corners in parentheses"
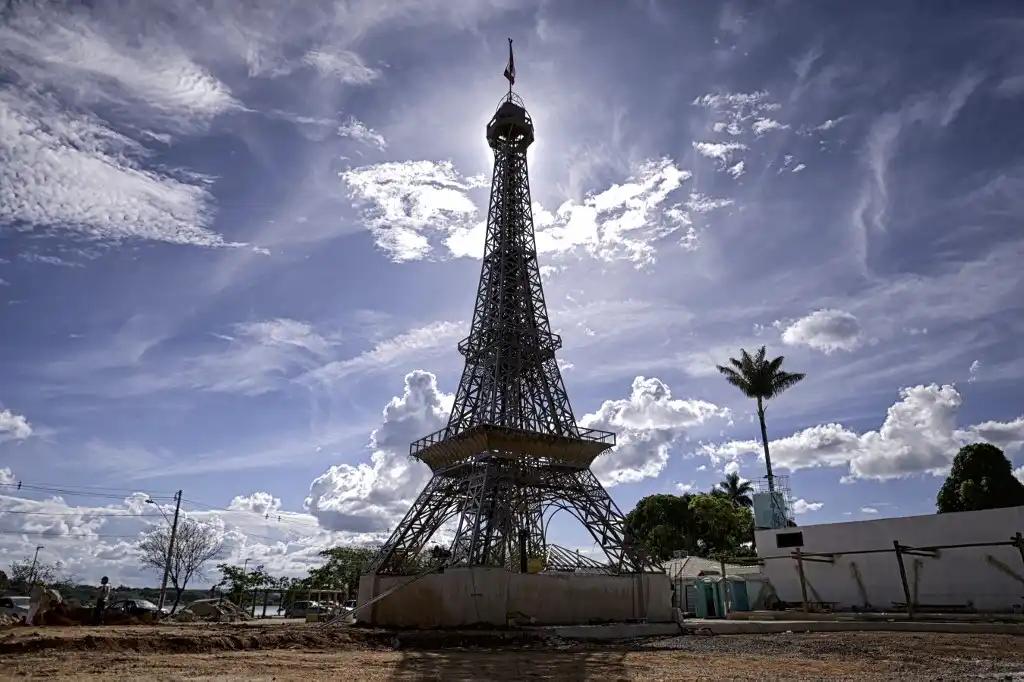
top-left (368, 472), bottom-right (460, 575)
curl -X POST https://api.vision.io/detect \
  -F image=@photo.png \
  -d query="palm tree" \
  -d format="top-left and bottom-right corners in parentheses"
top-left (717, 472), bottom-right (754, 508)
top-left (716, 346), bottom-right (805, 493)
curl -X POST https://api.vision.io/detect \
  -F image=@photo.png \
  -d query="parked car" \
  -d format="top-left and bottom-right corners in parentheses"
top-left (107, 599), bottom-right (169, 617)
top-left (284, 600), bottom-right (323, 618)
top-left (0, 595), bottom-right (30, 620)
top-left (343, 599), bottom-right (357, 612)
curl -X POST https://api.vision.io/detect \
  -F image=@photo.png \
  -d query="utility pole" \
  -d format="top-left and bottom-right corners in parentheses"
top-left (157, 490), bottom-right (182, 613)
top-left (28, 545), bottom-right (44, 585)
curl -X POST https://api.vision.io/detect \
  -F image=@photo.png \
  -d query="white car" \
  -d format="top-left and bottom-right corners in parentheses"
top-left (0, 596), bottom-right (30, 621)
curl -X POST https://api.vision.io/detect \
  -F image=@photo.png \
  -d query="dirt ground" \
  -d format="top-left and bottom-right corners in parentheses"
top-left (1, 623), bottom-right (1023, 680)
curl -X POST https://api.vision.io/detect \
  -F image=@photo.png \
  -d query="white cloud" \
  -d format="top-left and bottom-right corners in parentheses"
top-left (752, 118), bottom-right (789, 136)
top-left (791, 163), bottom-right (807, 174)
top-left (860, 506), bottom-right (879, 514)
top-left (792, 498), bottom-right (823, 514)
top-left (675, 481), bottom-right (696, 493)
top-left (337, 116), bottom-right (387, 150)
top-left (0, 467), bottom-right (15, 485)
top-left (693, 90), bottom-right (784, 139)
top-left (968, 360), bottom-right (981, 383)
top-left (686, 193), bottom-right (734, 213)
top-left (305, 370), bottom-right (449, 531)
top-left (781, 309), bottom-right (862, 354)
top-left (345, 157), bottom-right (696, 265)
top-left (702, 384), bottom-right (1024, 481)
top-left (229, 491), bottom-right (282, 516)
top-left (726, 161), bottom-right (746, 179)
top-left (692, 141), bottom-right (748, 164)
top-left (303, 320), bottom-right (462, 385)
top-left (723, 460), bottom-right (740, 476)
top-left (1015, 466), bottom-right (1024, 485)
top-left (303, 49), bottom-right (380, 84)
top-left (814, 116), bottom-right (847, 132)
top-left (341, 160), bottom-right (482, 261)
top-left (234, 318), bottom-right (333, 357)
top-left (0, 5), bottom-right (239, 129)
top-left (581, 376), bottom-right (729, 487)
top-left (0, 408), bottom-right (33, 442)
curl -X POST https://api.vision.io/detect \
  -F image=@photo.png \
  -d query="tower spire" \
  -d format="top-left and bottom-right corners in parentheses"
top-left (503, 37), bottom-right (515, 96)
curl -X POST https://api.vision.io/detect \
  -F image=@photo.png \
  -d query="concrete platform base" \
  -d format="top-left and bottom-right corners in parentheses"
top-left (357, 568), bottom-right (672, 628)
top-left (683, 618), bottom-right (1024, 635)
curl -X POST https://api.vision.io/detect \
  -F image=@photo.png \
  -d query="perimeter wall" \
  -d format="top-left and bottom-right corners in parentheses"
top-left (357, 568), bottom-right (672, 627)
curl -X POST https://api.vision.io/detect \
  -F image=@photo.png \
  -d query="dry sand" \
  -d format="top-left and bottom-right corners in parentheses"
top-left (1, 623), bottom-right (1022, 680)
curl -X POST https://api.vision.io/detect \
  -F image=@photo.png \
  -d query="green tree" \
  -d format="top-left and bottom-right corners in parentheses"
top-left (716, 472), bottom-right (754, 508)
top-left (625, 493), bottom-right (754, 561)
top-left (688, 494), bottom-right (753, 555)
top-left (8, 558), bottom-right (75, 593)
top-left (716, 346), bottom-right (805, 492)
top-left (936, 443), bottom-right (1024, 513)
top-left (215, 563), bottom-right (273, 608)
top-left (625, 494), bottom-right (696, 561)
top-left (305, 547), bottom-right (377, 595)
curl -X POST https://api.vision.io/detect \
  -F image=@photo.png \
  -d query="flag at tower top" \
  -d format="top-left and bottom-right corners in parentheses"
top-left (503, 38), bottom-right (515, 86)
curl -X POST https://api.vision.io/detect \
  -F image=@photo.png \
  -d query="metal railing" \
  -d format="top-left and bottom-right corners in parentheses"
top-left (409, 423), bottom-right (615, 458)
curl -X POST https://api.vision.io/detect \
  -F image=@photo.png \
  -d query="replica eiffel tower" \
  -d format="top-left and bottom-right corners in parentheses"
top-left (369, 42), bottom-right (651, 576)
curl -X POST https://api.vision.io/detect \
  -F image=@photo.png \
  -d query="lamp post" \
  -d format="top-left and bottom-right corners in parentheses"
top-left (28, 545), bottom-right (44, 585)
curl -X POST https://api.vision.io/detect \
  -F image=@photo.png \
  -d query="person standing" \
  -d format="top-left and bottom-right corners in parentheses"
top-left (94, 576), bottom-right (112, 625)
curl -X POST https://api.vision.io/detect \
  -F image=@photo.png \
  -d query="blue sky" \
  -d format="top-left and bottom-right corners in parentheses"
top-left (1, 0), bottom-right (1023, 584)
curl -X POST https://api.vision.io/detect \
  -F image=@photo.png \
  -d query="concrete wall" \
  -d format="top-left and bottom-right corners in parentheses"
top-left (755, 506), bottom-right (1024, 612)
top-left (357, 568), bottom-right (672, 627)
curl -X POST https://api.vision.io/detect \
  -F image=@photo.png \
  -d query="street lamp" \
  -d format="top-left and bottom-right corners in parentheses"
top-left (28, 545), bottom-right (44, 585)
top-left (145, 491), bottom-right (182, 613)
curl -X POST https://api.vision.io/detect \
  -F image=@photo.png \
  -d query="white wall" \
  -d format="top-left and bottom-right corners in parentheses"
top-left (755, 506), bottom-right (1024, 612)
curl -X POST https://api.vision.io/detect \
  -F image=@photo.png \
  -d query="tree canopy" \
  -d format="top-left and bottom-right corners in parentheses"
top-left (716, 472), bottom-right (754, 508)
top-left (138, 518), bottom-right (223, 613)
top-left (936, 443), bottom-right (1024, 513)
top-left (625, 492), bottom-right (754, 561)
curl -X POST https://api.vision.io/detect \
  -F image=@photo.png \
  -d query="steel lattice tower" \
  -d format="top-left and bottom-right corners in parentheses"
top-left (368, 57), bottom-right (652, 577)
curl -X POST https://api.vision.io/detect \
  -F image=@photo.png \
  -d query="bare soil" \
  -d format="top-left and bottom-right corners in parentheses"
top-left (1, 623), bottom-right (1022, 680)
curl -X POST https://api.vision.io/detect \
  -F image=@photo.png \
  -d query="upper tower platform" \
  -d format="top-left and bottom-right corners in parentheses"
top-left (487, 92), bottom-right (534, 151)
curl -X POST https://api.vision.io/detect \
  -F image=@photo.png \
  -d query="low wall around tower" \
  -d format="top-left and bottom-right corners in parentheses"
top-left (356, 568), bottom-right (673, 627)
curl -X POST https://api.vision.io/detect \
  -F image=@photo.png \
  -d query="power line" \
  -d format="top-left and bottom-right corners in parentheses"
top-left (0, 529), bottom-right (144, 539)
top-left (0, 510), bottom-right (164, 518)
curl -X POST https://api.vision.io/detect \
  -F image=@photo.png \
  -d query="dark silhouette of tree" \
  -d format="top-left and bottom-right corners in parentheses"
top-left (139, 518), bottom-right (222, 613)
top-left (625, 493), bottom-right (753, 561)
top-left (936, 443), bottom-right (1024, 513)
top-left (717, 472), bottom-right (754, 508)
top-left (717, 346), bottom-right (805, 492)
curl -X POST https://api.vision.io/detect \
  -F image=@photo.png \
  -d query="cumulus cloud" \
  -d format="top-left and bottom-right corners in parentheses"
top-left (860, 506), bottom-right (879, 514)
top-left (0, 408), bottom-right (33, 442)
top-left (305, 371), bottom-right (449, 531)
top-left (229, 491), bottom-right (282, 516)
top-left (341, 160), bottom-right (483, 261)
top-left (581, 376), bottom-right (729, 487)
top-left (792, 498), bottom-right (823, 514)
top-left (345, 157), bottom-right (701, 265)
top-left (702, 384), bottom-right (1024, 481)
top-left (337, 116), bottom-right (387, 150)
top-left (303, 49), bottom-right (380, 84)
top-left (726, 161), bottom-right (746, 179)
top-left (1015, 465), bottom-right (1024, 485)
top-left (781, 309), bottom-right (862, 353)
top-left (0, 468), bottom-right (15, 485)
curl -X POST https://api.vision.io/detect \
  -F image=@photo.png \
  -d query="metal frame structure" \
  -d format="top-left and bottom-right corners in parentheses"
top-left (368, 82), bottom-right (655, 577)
